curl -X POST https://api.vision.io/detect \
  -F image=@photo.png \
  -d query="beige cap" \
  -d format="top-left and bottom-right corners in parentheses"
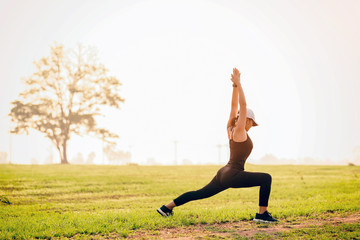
top-left (246, 108), bottom-right (258, 126)
top-left (236, 108), bottom-right (258, 126)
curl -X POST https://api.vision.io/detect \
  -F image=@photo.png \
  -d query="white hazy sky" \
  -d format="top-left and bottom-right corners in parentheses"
top-left (0, 0), bottom-right (359, 165)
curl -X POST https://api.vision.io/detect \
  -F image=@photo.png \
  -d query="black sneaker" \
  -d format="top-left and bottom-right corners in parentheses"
top-left (253, 211), bottom-right (278, 223)
top-left (157, 205), bottom-right (173, 217)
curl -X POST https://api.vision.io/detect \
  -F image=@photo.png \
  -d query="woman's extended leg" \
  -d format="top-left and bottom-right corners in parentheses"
top-left (170, 175), bottom-right (227, 208)
top-left (157, 172), bottom-right (228, 216)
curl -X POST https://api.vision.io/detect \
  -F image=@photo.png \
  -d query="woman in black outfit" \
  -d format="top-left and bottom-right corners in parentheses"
top-left (157, 68), bottom-right (278, 223)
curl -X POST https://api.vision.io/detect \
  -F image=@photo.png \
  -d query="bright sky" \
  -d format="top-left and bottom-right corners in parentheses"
top-left (0, 0), bottom-right (359, 165)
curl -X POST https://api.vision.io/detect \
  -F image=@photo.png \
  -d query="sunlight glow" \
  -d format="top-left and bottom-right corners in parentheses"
top-left (0, 0), bottom-right (359, 165)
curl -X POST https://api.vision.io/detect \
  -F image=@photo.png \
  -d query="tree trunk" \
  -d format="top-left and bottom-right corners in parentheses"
top-left (61, 141), bottom-right (69, 164)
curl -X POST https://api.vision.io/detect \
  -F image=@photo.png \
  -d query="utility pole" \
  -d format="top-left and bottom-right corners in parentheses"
top-left (217, 144), bottom-right (222, 164)
top-left (174, 140), bottom-right (178, 165)
top-left (9, 129), bottom-right (12, 164)
top-left (217, 144), bottom-right (228, 164)
top-left (128, 145), bottom-right (132, 164)
top-left (102, 138), bottom-right (105, 165)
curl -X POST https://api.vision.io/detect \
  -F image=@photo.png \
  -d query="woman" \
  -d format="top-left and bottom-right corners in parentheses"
top-left (157, 68), bottom-right (278, 223)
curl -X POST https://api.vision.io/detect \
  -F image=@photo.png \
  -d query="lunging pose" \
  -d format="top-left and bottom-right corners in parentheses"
top-left (157, 68), bottom-right (278, 223)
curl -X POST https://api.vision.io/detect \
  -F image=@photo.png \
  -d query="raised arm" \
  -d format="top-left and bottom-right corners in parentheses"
top-left (231, 68), bottom-right (247, 132)
top-left (226, 77), bottom-right (239, 129)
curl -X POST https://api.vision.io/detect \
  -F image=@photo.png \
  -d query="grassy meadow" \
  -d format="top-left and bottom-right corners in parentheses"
top-left (0, 164), bottom-right (359, 239)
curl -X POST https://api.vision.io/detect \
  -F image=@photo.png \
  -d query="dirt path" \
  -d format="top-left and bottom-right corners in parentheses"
top-left (130, 213), bottom-right (360, 239)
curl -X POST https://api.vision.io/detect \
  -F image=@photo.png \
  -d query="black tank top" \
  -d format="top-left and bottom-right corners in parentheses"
top-left (227, 131), bottom-right (253, 171)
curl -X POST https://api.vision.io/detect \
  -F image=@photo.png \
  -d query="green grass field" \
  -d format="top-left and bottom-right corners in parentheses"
top-left (1, 164), bottom-right (359, 239)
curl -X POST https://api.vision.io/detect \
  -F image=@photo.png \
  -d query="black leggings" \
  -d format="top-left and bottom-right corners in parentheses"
top-left (173, 165), bottom-right (272, 207)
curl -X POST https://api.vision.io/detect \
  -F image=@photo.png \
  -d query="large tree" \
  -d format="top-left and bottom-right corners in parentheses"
top-left (9, 43), bottom-right (124, 164)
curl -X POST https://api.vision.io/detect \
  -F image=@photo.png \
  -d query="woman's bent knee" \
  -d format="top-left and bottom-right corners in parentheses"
top-left (263, 173), bottom-right (272, 184)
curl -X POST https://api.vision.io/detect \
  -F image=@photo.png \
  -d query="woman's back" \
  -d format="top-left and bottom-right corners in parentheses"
top-left (227, 130), bottom-right (253, 170)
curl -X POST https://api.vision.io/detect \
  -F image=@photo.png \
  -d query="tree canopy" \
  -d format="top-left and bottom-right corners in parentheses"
top-left (9, 43), bottom-right (124, 164)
